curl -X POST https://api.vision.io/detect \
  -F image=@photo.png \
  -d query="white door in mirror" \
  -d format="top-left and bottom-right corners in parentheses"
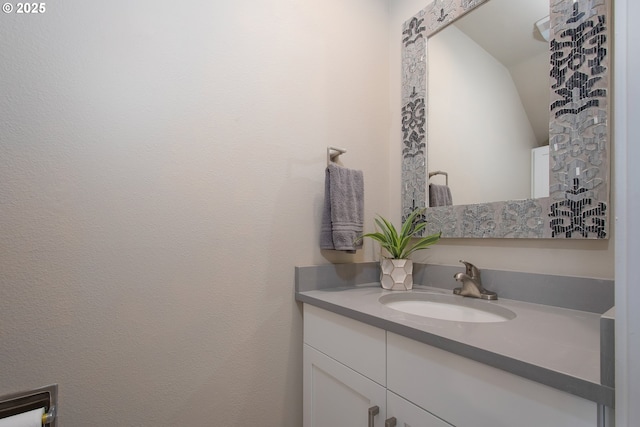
top-left (532, 145), bottom-right (550, 198)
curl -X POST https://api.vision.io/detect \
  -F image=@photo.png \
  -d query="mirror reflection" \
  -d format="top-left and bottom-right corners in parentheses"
top-left (427, 0), bottom-right (550, 206)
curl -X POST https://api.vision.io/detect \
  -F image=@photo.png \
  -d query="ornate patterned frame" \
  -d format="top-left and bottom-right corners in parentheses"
top-left (401, 0), bottom-right (610, 239)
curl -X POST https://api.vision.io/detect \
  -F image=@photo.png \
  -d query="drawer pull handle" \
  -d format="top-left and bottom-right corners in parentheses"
top-left (385, 417), bottom-right (397, 427)
top-left (368, 405), bottom-right (379, 427)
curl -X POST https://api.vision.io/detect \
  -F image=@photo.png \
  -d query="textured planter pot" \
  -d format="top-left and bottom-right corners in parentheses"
top-left (380, 259), bottom-right (413, 291)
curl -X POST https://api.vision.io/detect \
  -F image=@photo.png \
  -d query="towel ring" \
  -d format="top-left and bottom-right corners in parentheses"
top-left (327, 146), bottom-right (347, 165)
top-left (428, 170), bottom-right (448, 186)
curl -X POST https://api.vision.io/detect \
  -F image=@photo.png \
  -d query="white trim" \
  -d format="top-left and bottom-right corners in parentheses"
top-left (614, 0), bottom-right (640, 424)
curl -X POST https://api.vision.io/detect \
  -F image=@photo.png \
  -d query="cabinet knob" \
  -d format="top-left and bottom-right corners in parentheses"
top-left (368, 405), bottom-right (379, 427)
top-left (385, 417), bottom-right (397, 427)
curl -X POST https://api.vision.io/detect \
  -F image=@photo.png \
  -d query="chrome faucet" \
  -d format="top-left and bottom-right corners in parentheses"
top-left (453, 260), bottom-right (498, 300)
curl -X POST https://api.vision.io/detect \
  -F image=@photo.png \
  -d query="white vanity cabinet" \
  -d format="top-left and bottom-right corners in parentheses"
top-left (303, 303), bottom-right (601, 427)
top-left (303, 304), bottom-right (454, 427)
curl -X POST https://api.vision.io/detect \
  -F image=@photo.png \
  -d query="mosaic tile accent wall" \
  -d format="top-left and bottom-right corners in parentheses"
top-left (400, 0), bottom-right (610, 239)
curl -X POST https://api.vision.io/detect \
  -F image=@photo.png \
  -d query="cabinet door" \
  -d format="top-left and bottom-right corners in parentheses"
top-left (304, 344), bottom-right (386, 427)
top-left (386, 391), bottom-right (453, 427)
top-left (387, 332), bottom-right (597, 427)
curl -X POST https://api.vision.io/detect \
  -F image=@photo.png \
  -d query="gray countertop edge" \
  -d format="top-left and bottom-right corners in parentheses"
top-left (600, 308), bottom-right (615, 389)
top-left (296, 291), bottom-right (615, 408)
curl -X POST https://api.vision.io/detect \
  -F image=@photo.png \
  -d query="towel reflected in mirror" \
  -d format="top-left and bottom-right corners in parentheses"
top-left (429, 183), bottom-right (453, 207)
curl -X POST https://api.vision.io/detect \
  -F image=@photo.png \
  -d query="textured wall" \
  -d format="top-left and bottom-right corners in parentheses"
top-left (0, 0), bottom-right (390, 425)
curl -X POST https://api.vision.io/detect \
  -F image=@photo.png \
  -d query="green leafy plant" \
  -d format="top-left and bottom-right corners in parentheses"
top-left (359, 208), bottom-right (441, 259)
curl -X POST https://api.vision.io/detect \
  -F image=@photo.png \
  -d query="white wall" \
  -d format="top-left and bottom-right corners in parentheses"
top-left (509, 50), bottom-right (552, 145)
top-left (388, 0), bottom-right (614, 279)
top-left (429, 24), bottom-right (537, 205)
top-left (0, 0), bottom-right (390, 425)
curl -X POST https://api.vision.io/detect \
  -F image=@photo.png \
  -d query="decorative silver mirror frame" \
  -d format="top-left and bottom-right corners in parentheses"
top-left (401, 0), bottom-right (610, 238)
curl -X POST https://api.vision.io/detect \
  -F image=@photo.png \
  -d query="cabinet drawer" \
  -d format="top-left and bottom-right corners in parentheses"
top-left (304, 304), bottom-right (386, 385)
top-left (387, 332), bottom-right (597, 427)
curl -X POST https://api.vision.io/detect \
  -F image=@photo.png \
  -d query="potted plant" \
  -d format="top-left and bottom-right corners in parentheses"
top-left (359, 208), bottom-right (441, 291)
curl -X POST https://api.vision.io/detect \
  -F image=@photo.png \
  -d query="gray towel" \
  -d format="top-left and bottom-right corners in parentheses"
top-left (429, 184), bottom-right (453, 207)
top-left (320, 163), bottom-right (364, 253)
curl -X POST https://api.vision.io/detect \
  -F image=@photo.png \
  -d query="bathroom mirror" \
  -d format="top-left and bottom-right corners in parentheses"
top-left (428, 0), bottom-right (550, 206)
top-left (400, 0), bottom-right (610, 238)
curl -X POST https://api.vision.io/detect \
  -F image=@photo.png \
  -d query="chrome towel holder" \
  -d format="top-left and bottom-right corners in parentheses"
top-left (429, 170), bottom-right (448, 186)
top-left (327, 146), bottom-right (347, 165)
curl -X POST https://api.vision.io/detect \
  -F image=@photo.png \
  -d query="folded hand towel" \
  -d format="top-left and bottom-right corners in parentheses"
top-left (320, 163), bottom-right (364, 253)
top-left (429, 184), bottom-right (453, 207)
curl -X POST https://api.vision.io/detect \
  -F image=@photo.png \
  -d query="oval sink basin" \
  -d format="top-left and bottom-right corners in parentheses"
top-left (379, 293), bottom-right (516, 323)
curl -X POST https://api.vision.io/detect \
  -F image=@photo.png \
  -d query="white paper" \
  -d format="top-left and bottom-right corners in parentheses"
top-left (0, 408), bottom-right (44, 427)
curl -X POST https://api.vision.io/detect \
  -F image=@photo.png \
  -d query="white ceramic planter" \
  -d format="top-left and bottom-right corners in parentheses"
top-left (380, 259), bottom-right (413, 291)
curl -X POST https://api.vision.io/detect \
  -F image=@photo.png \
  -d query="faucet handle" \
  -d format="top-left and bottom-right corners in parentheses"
top-left (459, 260), bottom-right (481, 279)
